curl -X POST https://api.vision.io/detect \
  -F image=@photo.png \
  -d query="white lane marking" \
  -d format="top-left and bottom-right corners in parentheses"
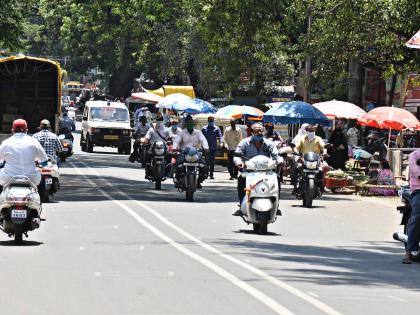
top-left (71, 163), bottom-right (295, 315)
top-left (387, 295), bottom-right (407, 303)
top-left (78, 162), bottom-right (343, 315)
top-left (94, 272), bottom-right (101, 277)
top-left (79, 246), bottom-right (85, 251)
top-left (308, 292), bottom-right (319, 298)
top-left (139, 246), bottom-right (145, 250)
top-left (113, 225), bottom-right (119, 229)
top-left (168, 271), bottom-right (175, 277)
top-left (63, 225), bottom-right (68, 229)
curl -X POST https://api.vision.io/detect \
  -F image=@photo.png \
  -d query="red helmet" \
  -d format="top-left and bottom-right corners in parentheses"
top-left (12, 119), bottom-right (28, 132)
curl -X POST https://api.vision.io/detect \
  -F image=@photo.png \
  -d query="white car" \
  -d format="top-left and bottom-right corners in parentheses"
top-left (80, 100), bottom-right (132, 154)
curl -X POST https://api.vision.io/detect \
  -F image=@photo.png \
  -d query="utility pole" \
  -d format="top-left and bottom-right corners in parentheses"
top-left (304, 7), bottom-right (312, 103)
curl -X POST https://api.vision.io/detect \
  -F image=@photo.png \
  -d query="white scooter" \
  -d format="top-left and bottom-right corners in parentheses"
top-left (38, 156), bottom-right (60, 202)
top-left (239, 155), bottom-right (280, 235)
top-left (0, 176), bottom-right (42, 243)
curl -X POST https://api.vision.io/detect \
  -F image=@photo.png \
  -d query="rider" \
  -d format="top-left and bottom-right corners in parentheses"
top-left (59, 112), bottom-right (76, 140)
top-left (202, 116), bottom-right (224, 179)
top-left (169, 119), bottom-right (182, 142)
top-left (143, 116), bottom-right (172, 179)
top-left (173, 115), bottom-right (209, 189)
top-left (290, 124), bottom-right (326, 193)
top-left (233, 122), bottom-right (283, 216)
top-left (129, 116), bottom-right (151, 163)
top-left (0, 119), bottom-right (48, 197)
top-left (403, 148), bottom-right (420, 264)
top-left (33, 119), bottom-right (63, 164)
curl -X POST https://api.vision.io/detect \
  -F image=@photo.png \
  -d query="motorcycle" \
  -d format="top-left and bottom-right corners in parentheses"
top-left (295, 151), bottom-right (324, 208)
top-left (58, 135), bottom-right (73, 163)
top-left (147, 141), bottom-right (171, 190)
top-left (238, 155), bottom-right (280, 235)
top-left (0, 176), bottom-right (42, 243)
top-left (175, 147), bottom-right (204, 201)
top-left (38, 156), bottom-right (60, 203)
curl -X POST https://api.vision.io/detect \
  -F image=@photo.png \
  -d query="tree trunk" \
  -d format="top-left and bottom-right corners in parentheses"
top-left (348, 57), bottom-right (363, 106)
top-left (387, 74), bottom-right (397, 107)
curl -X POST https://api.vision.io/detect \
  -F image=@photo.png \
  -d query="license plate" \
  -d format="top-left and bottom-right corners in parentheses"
top-left (45, 178), bottom-right (53, 185)
top-left (184, 162), bottom-right (199, 166)
top-left (62, 148), bottom-right (68, 152)
top-left (104, 135), bottom-right (119, 140)
top-left (11, 209), bottom-right (27, 219)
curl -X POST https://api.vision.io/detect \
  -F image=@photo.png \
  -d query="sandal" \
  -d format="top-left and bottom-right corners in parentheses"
top-left (402, 253), bottom-right (413, 264)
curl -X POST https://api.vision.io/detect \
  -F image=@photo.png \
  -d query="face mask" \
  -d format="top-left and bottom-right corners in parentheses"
top-left (186, 124), bottom-right (194, 133)
top-left (230, 123), bottom-right (236, 129)
top-left (307, 131), bottom-right (315, 140)
top-left (156, 122), bottom-right (163, 128)
top-left (208, 122), bottom-right (214, 127)
top-left (171, 124), bottom-right (178, 130)
top-left (252, 134), bottom-right (264, 142)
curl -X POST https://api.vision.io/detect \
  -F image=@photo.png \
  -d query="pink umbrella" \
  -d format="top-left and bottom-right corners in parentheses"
top-left (312, 100), bottom-right (366, 119)
top-left (406, 30), bottom-right (420, 49)
top-left (131, 92), bottom-right (163, 103)
top-left (358, 106), bottom-right (420, 131)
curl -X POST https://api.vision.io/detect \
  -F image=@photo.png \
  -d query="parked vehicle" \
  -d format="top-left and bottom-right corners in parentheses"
top-left (176, 148), bottom-right (204, 201)
top-left (0, 176), bottom-right (42, 243)
top-left (238, 155), bottom-right (280, 235)
top-left (80, 100), bottom-right (132, 154)
top-left (294, 152), bottom-right (324, 208)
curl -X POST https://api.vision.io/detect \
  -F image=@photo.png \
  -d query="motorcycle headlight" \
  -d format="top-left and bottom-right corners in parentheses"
top-left (185, 154), bottom-right (199, 163)
top-left (305, 161), bottom-right (318, 169)
top-left (154, 148), bottom-right (165, 155)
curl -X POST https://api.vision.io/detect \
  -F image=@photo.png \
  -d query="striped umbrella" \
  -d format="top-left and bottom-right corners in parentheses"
top-left (216, 105), bottom-right (264, 119)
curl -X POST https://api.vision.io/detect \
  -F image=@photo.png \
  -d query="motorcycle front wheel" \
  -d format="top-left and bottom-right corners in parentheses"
top-left (185, 173), bottom-right (196, 202)
top-left (155, 165), bottom-right (162, 190)
top-left (303, 178), bottom-right (315, 208)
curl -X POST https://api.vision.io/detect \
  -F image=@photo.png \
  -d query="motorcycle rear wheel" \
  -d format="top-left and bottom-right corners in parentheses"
top-left (155, 165), bottom-right (162, 190)
top-left (14, 226), bottom-right (23, 244)
top-left (185, 174), bottom-right (196, 202)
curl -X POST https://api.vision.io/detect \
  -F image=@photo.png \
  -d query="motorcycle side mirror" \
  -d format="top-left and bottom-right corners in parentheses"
top-left (58, 134), bottom-right (65, 140)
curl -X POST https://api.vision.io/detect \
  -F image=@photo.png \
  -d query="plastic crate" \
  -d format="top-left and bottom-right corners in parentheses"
top-left (324, 177), bottom-right (353, 189)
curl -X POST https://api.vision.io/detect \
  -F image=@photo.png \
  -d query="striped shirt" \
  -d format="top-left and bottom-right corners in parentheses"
top-left (33, 130), bottom-right (63, 161)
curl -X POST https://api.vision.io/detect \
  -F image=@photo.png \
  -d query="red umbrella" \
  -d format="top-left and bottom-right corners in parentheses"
top-left (358, 107), bottom-right (420, 130)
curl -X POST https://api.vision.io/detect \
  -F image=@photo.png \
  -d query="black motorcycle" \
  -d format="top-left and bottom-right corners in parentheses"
top-left (147, 141), bottom-right (170, 190)
top-left (295, 152), bottom-right (323, 208)
top-left (176, 147), bottom-right (204, 201)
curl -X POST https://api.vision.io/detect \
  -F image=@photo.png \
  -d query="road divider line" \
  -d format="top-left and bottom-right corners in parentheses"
top-left (70, 162), bottom-right (295, 315)
top-left (79, 162), bottom-right (343, 315)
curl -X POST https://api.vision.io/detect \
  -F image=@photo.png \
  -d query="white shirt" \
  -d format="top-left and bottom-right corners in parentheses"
top-left (169, 127), bottom-right (183, 141)
top-left (145, 125), bottom-right (172, 143)
top-left (173, 129), bottom-right (209, 150)
top-left (0, 133), bottom-right (48, 177)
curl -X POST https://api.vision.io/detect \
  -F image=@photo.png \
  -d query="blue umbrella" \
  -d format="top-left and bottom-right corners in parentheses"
top-left (263, 101), bottom-right (330, 125)
top-left (192, 98), bottom-right (217, 113)
top-left (157, 93), bottom-right (200, 113)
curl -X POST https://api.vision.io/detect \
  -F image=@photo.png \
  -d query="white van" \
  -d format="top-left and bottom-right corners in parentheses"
top-left (81, 101), bottom-right (132, 154)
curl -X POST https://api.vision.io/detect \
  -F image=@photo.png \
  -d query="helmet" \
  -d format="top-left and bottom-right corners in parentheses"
top-left (12, 119), bottom-right (28, 132)
top-left (40, 119), bottom-right (51, 128)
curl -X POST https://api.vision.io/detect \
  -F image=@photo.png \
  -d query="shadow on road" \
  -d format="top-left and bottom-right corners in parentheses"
top-left (0, 240), bottom-right (43, 247)
top-left (210, 238), bottom-right (420, 290)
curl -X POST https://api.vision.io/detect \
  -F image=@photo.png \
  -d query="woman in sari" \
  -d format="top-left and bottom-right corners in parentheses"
top-left (369, 160), bottom-right (396, 196)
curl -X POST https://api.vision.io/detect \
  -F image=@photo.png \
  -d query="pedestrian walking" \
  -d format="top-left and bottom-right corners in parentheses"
top-left (224, 119), bottom-right (243, 180)
top-left (202, 116), bottom-right (224, 179)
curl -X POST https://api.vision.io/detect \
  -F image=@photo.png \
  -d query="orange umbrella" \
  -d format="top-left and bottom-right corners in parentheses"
top-left (358, 107), bottom-right (420, 130)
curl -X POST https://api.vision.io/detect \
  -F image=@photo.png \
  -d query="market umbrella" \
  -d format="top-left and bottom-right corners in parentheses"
top-left (131, 92), bottom-right (163, 103)
top-left (216, 105), bottom-right (264, 119)
top-left (312, 100), bottom-right (366, 119)
top-left (263, 101), bottom-right (330, 125)
top-left (406, 30), bottom-right (420, 49)
top-left (358, 106), bottom-right (420, 131)
top-left (192, 98), bottom-right (217, 113)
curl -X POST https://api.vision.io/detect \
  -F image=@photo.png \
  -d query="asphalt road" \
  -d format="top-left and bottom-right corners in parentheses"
top-left (1, 126), bottom-right (419, 315)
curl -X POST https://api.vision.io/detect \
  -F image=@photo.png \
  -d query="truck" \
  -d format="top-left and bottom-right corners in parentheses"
top-left (0, 55), bottom-right (62, 141)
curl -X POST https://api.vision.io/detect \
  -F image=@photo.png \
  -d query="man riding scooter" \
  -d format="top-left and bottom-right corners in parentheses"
top-left (129, 116), bottom-right (151, 163)
top-left (33, 119), bottom-right (63, 165)
top-left (233, 122), bottom-right (283, 216)
top-left (59, 112), bottom-right (76, 142)
top-left (0, 119), bottom-right (49, 198)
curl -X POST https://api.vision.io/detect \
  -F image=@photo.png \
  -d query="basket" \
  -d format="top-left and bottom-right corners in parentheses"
top-left (324, 177), bottom-right (353, 189)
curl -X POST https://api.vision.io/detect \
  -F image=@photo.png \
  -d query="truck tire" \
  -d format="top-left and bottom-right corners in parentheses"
top-left (80, 135), bottom-right (86, 152)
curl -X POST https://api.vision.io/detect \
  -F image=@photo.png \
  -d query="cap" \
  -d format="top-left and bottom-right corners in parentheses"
top-left (40, 119), bottom-right (51, 128)
top-left (12, 119), bottom-right (28, 132)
